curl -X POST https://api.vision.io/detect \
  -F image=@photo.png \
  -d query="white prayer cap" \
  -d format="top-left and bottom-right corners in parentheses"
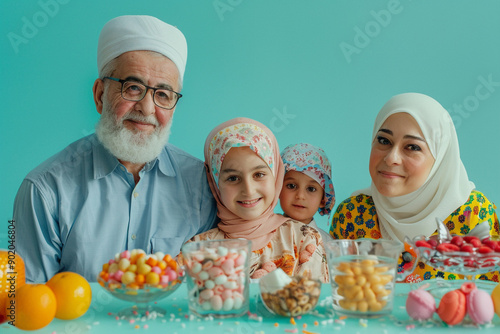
top-left (97, 15), bottom-right (187, 82)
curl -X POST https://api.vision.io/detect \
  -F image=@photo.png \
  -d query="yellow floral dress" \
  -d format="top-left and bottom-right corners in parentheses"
top-left (329, 190), bottom-right (499, 283)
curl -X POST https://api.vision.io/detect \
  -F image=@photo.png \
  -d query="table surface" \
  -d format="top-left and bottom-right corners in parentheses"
top-left (2, 280), bottom-right (499, 333)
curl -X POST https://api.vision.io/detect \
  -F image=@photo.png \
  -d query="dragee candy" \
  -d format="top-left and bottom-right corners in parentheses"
top-left (185, 247), bottom-right (248, 313)
top-left (98, 248), bottom-right (183, 289)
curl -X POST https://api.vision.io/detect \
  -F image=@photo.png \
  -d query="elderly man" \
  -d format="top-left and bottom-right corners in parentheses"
top-left (13, 15), bottom-right (217, 282)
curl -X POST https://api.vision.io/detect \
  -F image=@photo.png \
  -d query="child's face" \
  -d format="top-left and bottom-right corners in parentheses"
top-left (279, 170), bottom-right (325, 224)
top-left (218, 147), bottom-right (275, 220)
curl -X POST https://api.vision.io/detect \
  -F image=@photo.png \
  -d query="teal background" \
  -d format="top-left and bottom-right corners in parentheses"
top-left (2, 0), bottom-right (499, 247)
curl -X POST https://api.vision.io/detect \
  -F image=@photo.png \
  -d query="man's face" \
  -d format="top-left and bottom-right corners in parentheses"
top-left (102, 51), bottom-right (180, 133)
top-left (94, 51), bottom-right (180, 164)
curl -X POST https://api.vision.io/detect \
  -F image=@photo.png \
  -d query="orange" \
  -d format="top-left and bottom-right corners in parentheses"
top-left (46, 271), bottom-right (92, 320)
top-left (0, 250), bottom-right (25, 324)
top-left (14, 284), bottom-right (56, 330)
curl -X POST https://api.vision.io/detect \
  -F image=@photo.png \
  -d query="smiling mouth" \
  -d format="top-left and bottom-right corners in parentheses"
top-left (379, 171), bottom-right (403, 178)
top-left (238, 198), bottom-right (261, 207)
top-left (292, 204), bottom-right (306, 209)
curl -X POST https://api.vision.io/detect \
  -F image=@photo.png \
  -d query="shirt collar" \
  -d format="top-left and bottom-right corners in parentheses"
top-left (92, 137), bottom-right (176, 179)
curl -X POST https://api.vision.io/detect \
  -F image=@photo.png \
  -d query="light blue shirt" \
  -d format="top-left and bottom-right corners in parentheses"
top-left (13, 134), bottom-right (217, 283)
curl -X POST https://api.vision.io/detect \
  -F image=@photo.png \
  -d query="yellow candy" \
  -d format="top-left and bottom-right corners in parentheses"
top-left (118, 258), bottom-right (131, 271)
top-left (122, 271), bottom-right (136, 285)
top-left (145, 272), bottom-right (160, 285)
top-left (137, 264), bottom-right (152, 275)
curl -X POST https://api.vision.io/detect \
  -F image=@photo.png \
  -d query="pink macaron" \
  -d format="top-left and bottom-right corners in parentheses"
top-left (406, 289), bottom-right (436, 320)
top-left (467, 288), bottom-right (494, 324)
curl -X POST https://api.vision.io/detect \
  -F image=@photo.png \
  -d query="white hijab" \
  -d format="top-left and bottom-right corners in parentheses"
top-left (355, 93), bottom-right (475, 242)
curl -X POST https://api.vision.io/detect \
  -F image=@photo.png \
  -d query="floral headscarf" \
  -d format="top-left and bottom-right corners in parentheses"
top-left (208, 122), bottom-right (275, 186)
top-left (204, 118), bottom-right (288, 251)
top-left (281, 143), bottom-right (335, 216)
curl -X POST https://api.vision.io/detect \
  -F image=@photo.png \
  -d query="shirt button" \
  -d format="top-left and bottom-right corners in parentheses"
top-left (133, 192), bottom-right (139, 198)
top-left (131, 234), bottom-right (136, 240)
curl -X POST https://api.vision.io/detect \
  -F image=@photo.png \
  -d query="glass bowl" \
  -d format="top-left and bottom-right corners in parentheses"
top-left (259, 275), bottom-right (321, 317)
top-left (98, 275), bottom-right (183, 319)
top-left (412, 235), bottom-right (500, 277)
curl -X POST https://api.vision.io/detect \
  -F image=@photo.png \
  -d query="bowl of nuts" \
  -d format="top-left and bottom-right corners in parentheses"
top-left (259, 269), bottom-right (321, 317)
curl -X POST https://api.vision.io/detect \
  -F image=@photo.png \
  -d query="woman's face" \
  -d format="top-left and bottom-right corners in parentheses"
top-left (218, 147), bottom-right (276, 220)
top-left (369, 112), bottom-right (435, 197)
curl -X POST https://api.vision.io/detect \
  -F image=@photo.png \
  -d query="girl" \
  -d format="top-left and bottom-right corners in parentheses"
top-left (192, 118), bottom-right (329, 282)
top-left (279, 143), bottom-right (335, 242)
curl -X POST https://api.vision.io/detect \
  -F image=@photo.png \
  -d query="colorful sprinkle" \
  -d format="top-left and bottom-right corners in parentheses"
top-left (313, 321), bottom-right (319, 326)
top-left (285, 330), bottom-right (298, 333)
top-left (290, 317), bottom-right (296, 325)
top-left (274, 323), bottom-right (279, 327)
top-left (144, 325), bottom-right (149, 329)
top-left (302, 331), bottom-right (319, 334)
top-left (134, 325), bottom-right (140, 329)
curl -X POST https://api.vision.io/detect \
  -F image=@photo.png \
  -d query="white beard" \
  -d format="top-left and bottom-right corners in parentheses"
top-left (95, 101), bottom-right (172, 164)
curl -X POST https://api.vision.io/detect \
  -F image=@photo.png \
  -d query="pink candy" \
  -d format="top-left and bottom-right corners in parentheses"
top-left (186, 247), bottom-right (247, 313)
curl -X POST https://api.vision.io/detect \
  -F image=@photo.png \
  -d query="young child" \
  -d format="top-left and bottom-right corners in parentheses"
top-left (191, 118), bottom-right (329, 283)
top-left (279, 143), bottom-right (335, 242)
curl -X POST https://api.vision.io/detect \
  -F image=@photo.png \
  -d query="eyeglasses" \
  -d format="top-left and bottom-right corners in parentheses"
top-left (103, 77), bottom-right (182, 110)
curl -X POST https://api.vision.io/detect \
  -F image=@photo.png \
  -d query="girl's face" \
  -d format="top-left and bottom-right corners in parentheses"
top-left (279, 170), bottom-right (325, 224)
top-left (369, 112), bottom-right (435, 197)
top-left (218, 147), bottom-right (276, 220)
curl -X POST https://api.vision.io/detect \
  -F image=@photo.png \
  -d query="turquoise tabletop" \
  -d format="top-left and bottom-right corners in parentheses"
top-left (2, 280), bottom-right (499, 333)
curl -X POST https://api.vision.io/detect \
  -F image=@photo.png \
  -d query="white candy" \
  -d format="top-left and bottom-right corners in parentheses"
top-left (259, 268), bottom-right (292, 294)
top-left (201, 301), bottom-right (212, 310)
top-left (223, 281), bottom-right (237, 290)
top-left (233, 296), bottom-right (243, 309)
top-left (223, 297), bottom-right (235, 311)
top-left (114, 253), bottom-right (121, 262)
top-left (217, 246), bottom-right (228, 257)
top-left (191, 262), bottom-right (202, 274)
top-left (214, 274), bottom-right (228, 285)
top-left (205, 280), bottom-right (215, 289)
top-left (155, 252), bottom-right (165, 261)
top-left (199, 271), bottom-right (209, 281)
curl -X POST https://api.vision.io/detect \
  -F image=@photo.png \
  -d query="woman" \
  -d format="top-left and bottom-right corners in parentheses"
top-left (329, 93), bottom-right (499, 282)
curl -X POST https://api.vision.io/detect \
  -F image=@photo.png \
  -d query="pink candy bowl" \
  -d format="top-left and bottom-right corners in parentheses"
top-left (98, 275), bottom-right (184, 319)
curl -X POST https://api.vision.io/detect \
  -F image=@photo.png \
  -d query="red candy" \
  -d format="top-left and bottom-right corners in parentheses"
top-left (450, 236), bottom-right (464, 247)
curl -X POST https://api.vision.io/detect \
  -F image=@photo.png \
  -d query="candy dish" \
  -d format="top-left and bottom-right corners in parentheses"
top-left (97, 249), bottom-right (185, 318)
top-left (259, 272), bottom-right (321, 317)
top-left (98, 276), bottom-right (183, 318)
top-left (412, 234), bottom-right (500, 278)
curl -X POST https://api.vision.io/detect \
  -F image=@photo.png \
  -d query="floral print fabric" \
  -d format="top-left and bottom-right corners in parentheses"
top-left (192, 220), bottom-right (330, 283)
top-left (329, 191), bottom-right (499, 282)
